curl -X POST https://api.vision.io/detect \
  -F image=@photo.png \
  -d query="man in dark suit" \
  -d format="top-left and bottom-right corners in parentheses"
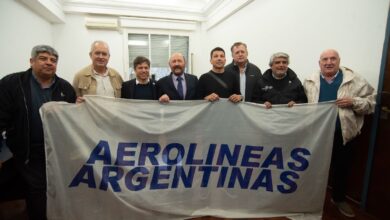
top-left (225, 42), bottom-right (262, 102)
top-left (157, 52), bottom-right (198, 102)
top-left (121, 56), bottom-right (157, 100)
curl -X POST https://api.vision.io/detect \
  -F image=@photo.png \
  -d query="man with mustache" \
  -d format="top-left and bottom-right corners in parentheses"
top-left (0, 45), bottom-right (76, 219)
top-left (157, 52), bottom-right (199, 102)
top-left (252, 52), bottom-right (307, 108)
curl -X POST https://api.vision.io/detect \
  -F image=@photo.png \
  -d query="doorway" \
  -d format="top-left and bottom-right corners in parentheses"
top-left (365, 28), bottom-right (390, 220)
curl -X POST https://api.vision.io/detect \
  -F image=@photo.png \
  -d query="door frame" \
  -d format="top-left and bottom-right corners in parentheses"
top-left (361, 7), bottom-right (390, 209)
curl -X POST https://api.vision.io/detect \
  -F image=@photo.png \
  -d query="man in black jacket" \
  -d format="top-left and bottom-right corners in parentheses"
top-left (252, 52), bottom-right (307, 108)
top-left (0, 45), bottom-right (76, 219)
top-left (225, 42), bottom-right (262, 102)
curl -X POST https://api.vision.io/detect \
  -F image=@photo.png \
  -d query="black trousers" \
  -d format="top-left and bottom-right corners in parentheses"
top-left (330, 128), bottom-right (354, 202)
top-left (14, 152), bottom-right (47, 220)
top-left (0, 158), bottom-right (26, 201)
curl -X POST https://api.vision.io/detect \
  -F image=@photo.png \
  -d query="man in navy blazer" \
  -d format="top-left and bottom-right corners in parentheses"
top-left (157, 52), bottom-right (199, 102)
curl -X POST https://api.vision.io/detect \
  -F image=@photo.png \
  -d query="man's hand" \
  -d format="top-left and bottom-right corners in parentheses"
top-left (205, 93), bottom-right (220, 102)
top-left (228, 94), bottom-right (242, 103)
top-left (287, 101), bottom-right (296, 107)
top-left (336, 97), bottom-right (354, 108)
top-left (159, 94), bottom-right (170, 103)
top-left (264, 101), bottom-right (272, 109)
top-left (76, 96), bottom-right (85, 104)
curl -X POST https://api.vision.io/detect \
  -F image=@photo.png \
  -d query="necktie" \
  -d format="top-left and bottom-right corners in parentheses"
top-left (177, 76), bottom-right (184, 99)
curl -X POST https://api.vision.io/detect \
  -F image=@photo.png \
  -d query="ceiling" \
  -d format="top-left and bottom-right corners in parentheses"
top-left (61, 0), bottom-right (225, 21)
top-left (62, 0), bottom-right (215, 13)
top-left (18, 0), bottom-right (253, 30)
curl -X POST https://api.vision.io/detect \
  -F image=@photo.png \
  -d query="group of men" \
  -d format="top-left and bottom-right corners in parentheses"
top-left (0, 40), bottom-right (376, 219)
top-left (116, 41), bottom-right (307, 106)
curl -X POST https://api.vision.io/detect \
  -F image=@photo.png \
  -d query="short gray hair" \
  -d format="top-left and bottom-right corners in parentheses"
top-left (269, 52), bottom-right (289, 66)
top-left (90, 40), bottom-right (110, 54)
top-left (31, 45), bottom-right (58, 59)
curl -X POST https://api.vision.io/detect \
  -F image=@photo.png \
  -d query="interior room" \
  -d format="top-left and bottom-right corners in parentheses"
top-left (0, 0), bottom-right (389, 219)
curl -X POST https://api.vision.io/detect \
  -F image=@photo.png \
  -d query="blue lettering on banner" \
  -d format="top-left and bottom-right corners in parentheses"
top-left (69, 140), bottom-right (311, 194)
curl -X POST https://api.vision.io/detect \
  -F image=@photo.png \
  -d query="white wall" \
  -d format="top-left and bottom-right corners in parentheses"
top-left (197, 0), bottom-right (389, 89)
top-left (1, 0), bottom-right (389, 90)
top-left (52, 15), bottom-right (204, 82)
top-left (52, 14), bottom-right (123, 82)
top-left (0, 0), bottom-right (53, 78)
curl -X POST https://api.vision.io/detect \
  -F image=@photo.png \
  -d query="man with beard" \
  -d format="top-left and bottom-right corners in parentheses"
top-left (252, 52), bottom-right (307, 108)
top-left (157, 52), bottom-right (199, 102)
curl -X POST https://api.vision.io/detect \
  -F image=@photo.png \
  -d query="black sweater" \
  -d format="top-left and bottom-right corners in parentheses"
top-left (197, 70), bottom-right (241, 99)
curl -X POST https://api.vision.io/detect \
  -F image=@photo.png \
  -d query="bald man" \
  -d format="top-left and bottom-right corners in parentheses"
top-left (157, 52), bottom-right (199, 102)
top-left (304, 49), bottom-right (376, 218)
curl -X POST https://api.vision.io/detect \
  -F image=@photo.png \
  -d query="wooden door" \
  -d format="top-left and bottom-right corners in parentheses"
top-left (365, 41), bottom-right (390, 219)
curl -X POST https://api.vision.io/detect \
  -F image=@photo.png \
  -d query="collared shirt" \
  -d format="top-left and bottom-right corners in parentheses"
top-left (320, 70), bottom-right (340, 84)
top-left (235, 62), bottom-right (247, 98)
top-left (31, 71), bottom-right (55, 88)
top-left (92, 69), bottom-right (115, 97)
top-left (136, 78), bottom-right (150, 85)
top-left (30, 71), bottom-right (55, 146)
top-left (172, 73), bottom-right (187, 98)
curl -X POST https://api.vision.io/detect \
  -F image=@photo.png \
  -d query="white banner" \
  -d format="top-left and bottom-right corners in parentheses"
top-left (41, 96), bottom-right (338, 220)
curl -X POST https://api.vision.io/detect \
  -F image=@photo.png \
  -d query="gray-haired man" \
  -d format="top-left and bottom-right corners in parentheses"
top-left (252, 52), bottom-right (307, 108)
top-left (0, 45), bottom-right (76, 219)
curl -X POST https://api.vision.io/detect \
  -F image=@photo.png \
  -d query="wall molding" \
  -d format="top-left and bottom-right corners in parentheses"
top-left (119, 17), bottom-right (197, 31)
top-left (18, 0), bottom-right (65, 23)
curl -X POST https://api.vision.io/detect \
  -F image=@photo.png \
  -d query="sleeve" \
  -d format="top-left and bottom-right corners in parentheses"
top-left (152, 82), bottom-right (159, 100)
top-left (67, 84), bottom-right (77, 103)
top-left (232, 73), bottom-right (241, 95)
top-left (72, 74), bottom-right (82, 97)
top-left (351, 77), bottom-right (376, 115)
top-left (0, 77), bottom-right (13, 133)
top-left (155, 80), bottom-right (164, 98)
top-left (196, 75), bottom-right (206, 99)
top-left (251, 78), bottom-right (265, 103)
top-left (121, 82), bottom-right (127, 99)
top-left (295, 80), bottom-right (308, 103)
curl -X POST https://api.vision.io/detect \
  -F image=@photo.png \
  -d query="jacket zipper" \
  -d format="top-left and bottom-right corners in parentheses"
top-left (19, 76), bottom-right (30, 164)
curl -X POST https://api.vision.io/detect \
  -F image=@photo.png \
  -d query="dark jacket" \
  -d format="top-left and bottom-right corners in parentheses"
top-left (156, 73), bottom-right (199, 100)
top-left (121, 79), bottom-right (158, 100)
top-left (252, 68), bottom-right (307, 104)
top-left (225, 61), bottom-right (262, 102)
top-left (0, 68), bottom-right (76, 162)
